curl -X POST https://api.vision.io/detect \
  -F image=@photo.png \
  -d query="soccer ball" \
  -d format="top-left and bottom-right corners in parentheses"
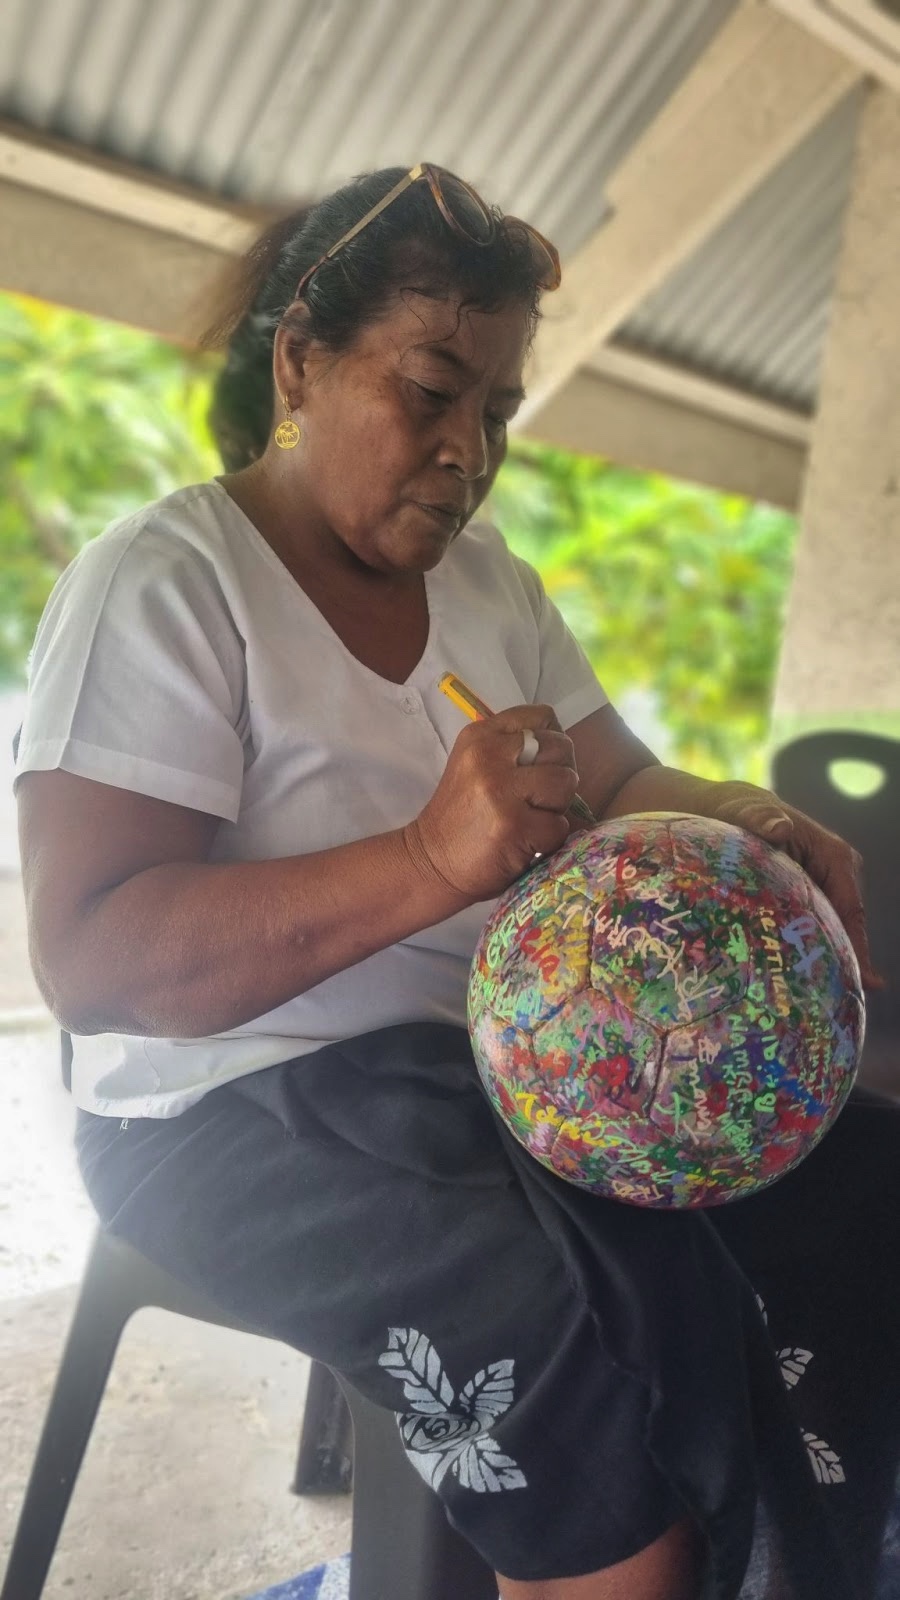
top-left (468, 813), bottom-right (864, 1208)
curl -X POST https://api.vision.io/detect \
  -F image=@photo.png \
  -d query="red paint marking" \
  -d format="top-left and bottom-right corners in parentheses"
top-left (706, 1081), bottom-right (728, 1118)
top-left (603, 1055), bottom-right (630, 1090)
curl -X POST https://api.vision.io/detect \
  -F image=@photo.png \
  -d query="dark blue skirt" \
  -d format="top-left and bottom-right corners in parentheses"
top-left (74, 1022), bottom-right (900, 1598)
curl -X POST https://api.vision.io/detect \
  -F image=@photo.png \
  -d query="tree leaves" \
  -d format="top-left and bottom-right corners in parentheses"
top-left (489, 439), bottom-right (798, 784)
top-left (0, 292), bottom-right (219, 681)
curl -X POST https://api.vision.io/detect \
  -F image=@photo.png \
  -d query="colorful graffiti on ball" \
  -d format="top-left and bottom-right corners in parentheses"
top-left (468, 812), bottom-right (864, 1208)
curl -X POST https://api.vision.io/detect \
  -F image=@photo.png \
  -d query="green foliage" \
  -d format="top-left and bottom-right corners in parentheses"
top-left (0, 292), bottom-right (797, 782)
top-left (0, 293), bottom-right (219, 679)
top-left (489, 440), bottom-right (797, 782)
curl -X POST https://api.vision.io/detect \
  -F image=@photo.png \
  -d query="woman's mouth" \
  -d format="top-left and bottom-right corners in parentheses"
top-left (413, 501), bottom-right (464, 532)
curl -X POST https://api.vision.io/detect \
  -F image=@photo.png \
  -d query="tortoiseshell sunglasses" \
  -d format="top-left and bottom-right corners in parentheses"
top-left (294, 162), bottom-right (561, 301)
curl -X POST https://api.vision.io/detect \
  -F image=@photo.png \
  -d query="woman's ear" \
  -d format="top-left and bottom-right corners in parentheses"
top-left (272, 308), bottom-right (315, 411)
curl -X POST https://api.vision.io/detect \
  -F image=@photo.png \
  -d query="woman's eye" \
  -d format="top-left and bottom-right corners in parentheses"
top-left (414, 383), bottom-right (452, 405)
top-left (411, 383), bottom-right (508, 441)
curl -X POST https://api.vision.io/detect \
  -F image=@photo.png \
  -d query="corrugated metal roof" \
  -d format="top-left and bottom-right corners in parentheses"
top-left (615, 87), bottom-right (864, 414)
top-left (0, 0), bottom-right (736, 258)
top-left (0, 0), bottom-right (861, 414)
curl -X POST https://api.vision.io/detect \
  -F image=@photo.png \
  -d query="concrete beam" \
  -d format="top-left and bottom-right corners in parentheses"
top-left (0, 120), bottom-right (270, 339)
top-left (522, 3), bottom-right (861, 426)
top-left (766, 0), bottom-right (900, 93)
top-left (0, 178), bottom-right (231, 340)
top-left (522, 364), bottom-right (808, 509)
top-left (587, 344), bottom-right (812, 448)
top-left (0, 119), bottom-right (262, 251)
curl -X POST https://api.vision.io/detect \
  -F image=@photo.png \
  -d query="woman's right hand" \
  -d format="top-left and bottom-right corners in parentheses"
top-left (404, 704), bottom-right (580, 902)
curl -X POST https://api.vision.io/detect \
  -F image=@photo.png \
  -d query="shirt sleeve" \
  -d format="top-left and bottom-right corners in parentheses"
top-left (510, 551), bottom-right (609, 730)
top-left (14, 519), bottom-right (248, 821)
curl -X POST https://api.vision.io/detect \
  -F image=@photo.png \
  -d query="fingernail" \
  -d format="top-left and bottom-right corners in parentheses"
top-left (761, 815), bottom-right (792, 837)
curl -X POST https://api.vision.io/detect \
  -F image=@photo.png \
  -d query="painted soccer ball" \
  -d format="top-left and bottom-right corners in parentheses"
top-left (468, 813), bottom-right (864, 1208)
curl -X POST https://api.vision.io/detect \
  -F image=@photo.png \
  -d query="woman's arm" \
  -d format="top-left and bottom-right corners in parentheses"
top-left (17, 769), bottom-right (469, 1039)
top-left (567, 703), bottom-right (882, 990)
top-left (17, 703), bottom-right (578, 1040)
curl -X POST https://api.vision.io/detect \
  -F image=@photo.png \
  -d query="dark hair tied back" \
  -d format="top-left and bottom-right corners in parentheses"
top-left (204, 167), bottom-right (546, 471)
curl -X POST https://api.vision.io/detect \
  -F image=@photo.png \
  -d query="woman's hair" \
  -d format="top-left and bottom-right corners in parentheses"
top-left (204, 167), bottom-right (549, 471)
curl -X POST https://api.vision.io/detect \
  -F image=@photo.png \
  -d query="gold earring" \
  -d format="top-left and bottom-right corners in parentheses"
top-left (275, 394), bottom-right (300, 449)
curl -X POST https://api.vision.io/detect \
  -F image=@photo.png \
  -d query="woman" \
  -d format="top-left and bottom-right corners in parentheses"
top-left (15, 165), bottom-right (897, 1600)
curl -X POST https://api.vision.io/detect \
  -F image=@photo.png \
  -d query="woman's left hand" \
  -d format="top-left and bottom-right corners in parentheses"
top-left (565, 707), bottom-right (884, 991)
top-left (710, 784), bottom-right (885, 992)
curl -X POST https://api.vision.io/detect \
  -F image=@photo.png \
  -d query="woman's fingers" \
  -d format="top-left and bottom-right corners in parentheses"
top-left (465, 707), bottom-right (578, 793)
top-left (509, 726), bottom-right (578, 773)
top-left (717, 790), bottom-right (885, 992)
top-left (519, 762), bottom-right (581, 815)
top-left (715, 792), bottom-right (795, 846)
top-left (491, 703), bottom-right (563, 732)
top-left (489, 705), bottom-right (571, 762)
top-left (412, 704), bottom-right (579, 900)
top-left (814, 841), bottom-right (886, 992)
top-left (491, 716), bottom-right (579, 815)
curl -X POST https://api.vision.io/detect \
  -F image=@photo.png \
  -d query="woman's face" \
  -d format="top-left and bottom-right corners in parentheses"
top-left (275, 291), bottom-right (531, 577)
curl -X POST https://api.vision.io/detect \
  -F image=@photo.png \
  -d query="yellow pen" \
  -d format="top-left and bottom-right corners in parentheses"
top-left (437, 672), bottom-right (596, 826)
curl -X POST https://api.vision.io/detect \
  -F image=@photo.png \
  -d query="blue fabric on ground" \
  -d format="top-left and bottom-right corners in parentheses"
top-left (245, 1554), bottom-right (349, 1599)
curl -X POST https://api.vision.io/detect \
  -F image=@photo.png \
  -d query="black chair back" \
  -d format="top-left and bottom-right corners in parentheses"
top-left (772, 731), bottom-right (900, 1094)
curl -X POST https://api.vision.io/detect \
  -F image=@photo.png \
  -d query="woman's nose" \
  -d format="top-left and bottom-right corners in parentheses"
top-left (438, 407), bottom-right (489, 481)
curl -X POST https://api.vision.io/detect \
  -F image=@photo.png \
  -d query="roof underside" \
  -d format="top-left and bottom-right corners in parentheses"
top-left (615, 87), bottom-right (863, 414)
top-left (0, 0), bottom-right (861, 416)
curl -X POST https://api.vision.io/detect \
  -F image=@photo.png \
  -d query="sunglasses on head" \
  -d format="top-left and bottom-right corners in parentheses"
top-left (294, 162), bottom-right (561, 302)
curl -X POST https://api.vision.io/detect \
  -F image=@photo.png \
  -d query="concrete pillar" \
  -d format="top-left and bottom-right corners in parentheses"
top-left (770, 83), bottom-right (900, 753)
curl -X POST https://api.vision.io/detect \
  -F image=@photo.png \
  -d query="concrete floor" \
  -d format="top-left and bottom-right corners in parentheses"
top-left (0, 1023), bottom-right (352, 1600)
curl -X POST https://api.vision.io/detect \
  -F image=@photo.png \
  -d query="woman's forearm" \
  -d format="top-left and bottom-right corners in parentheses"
top-left (600, 763), bottom-right (771, 823)
top-left (62, 828), bottom-right (467, 1039)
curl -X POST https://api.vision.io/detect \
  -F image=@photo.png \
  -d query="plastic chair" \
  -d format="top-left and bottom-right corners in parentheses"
top-left (771, 730), bottom-right (900, 1096)
top-left (2, 1040), bottom-right (498, 1600)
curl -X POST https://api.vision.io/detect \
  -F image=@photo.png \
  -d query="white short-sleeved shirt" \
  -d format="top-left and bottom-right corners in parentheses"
top-left (15, 481), bottom-right (607, 1118)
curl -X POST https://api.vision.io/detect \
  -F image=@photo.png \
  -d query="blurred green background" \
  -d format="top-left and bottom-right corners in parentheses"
top-left (0, 291), bottom-right (798, 782)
